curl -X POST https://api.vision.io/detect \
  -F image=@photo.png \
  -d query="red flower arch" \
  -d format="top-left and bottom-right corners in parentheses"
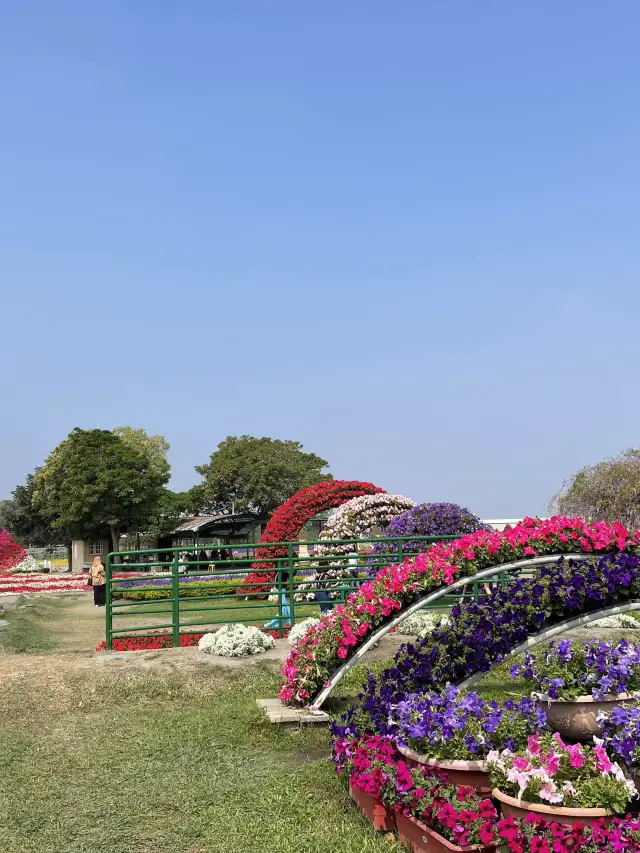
top-left (237, 480), bottom-right (385, 595)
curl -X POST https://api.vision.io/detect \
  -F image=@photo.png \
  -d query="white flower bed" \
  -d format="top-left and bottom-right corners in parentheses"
top-left (589, 614), bottom-right (640, 629)
top-left (198, 624), bottom-right (276, 657)
top-left (12, 555), bottom-right (40, 573)
top-left (287, 617), bottom-right (321, 646)
top-left (396, 610), bottom-right (450, 636)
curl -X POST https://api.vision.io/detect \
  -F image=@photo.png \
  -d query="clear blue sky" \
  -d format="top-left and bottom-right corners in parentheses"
top-left (2, 1), bottom-right (639, 517)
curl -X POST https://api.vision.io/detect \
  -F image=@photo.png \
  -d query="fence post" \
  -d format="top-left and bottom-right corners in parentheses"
top-left (397, 538), bottom-right (404, 565)
top-left (105, 552), bottom-right (113, 651)
top-left (288, 544), bottom-right (295, 628)
top-left (171, 550), bottom-right (180, 647)
top-left (276, 561), bottom-right (284, 639)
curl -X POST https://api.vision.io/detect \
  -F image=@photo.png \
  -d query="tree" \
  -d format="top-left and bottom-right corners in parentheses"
top-left (112, 426), bottom-right (170, 479)
top-left (551, 449), bottom-right (640, 528)
top-left (33, 428), bottom-right (171, 553)
top-left (0, 470), bottom-right (62, 547)
top-left (195, 435), bottom-right (331, 515)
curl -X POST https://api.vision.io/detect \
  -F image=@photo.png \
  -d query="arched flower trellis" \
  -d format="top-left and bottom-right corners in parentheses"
top-left (0, 528), bottom-right (38, 573)
top-left (236, 480), bottom-right (385, 596)
top-left (316, 493), bottom-right (416, 557)
top-left (279, 516), bottom-right (640, 705)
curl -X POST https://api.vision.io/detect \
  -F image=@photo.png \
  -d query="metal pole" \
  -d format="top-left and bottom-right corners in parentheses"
top-left (288, 544), bottom-right (295, 627)
top-left (171, 550), bottom-right (180, 647)
top-left (105, 552), bottom-right (113, 651)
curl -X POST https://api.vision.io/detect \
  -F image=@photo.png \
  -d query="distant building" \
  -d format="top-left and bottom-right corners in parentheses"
top-left (482, 518), bottom-right (545, 532)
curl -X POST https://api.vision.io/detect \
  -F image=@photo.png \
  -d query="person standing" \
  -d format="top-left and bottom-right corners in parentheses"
top-left (90, 556), bottom-right (106, 607)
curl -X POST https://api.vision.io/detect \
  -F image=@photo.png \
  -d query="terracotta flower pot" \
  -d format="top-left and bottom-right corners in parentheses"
top-left (396, 812), bottom-right (497, 853)
top-left (540, 692), bottom-right (640, 742)
top-left (493, 788), bottom-right (613, 829)
top-left (398, 745), bottom-right (491, 792)
top-left (349, 784), bottom-right (396, 832)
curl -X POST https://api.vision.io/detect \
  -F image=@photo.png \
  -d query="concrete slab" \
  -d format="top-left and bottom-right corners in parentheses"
top-left (257, 697), bottom-right (331, 727)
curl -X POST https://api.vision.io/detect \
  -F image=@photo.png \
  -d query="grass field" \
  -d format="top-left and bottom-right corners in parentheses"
top-left (0, 595), bottom-right (406, 853)
top-left (2, 594), bottom-right (638, 853)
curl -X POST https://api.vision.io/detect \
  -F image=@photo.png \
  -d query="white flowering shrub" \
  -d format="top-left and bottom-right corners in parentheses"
top-left (287, 617), bottom-right (321, 646)
top-left (198, 624), bottom-right (276, 657)
top-left (13, 556), bottom-right (40, 573)
top-left (396, 610), bottom-right (450, 636)
top-left (589, 614), bottom-right (640, 629)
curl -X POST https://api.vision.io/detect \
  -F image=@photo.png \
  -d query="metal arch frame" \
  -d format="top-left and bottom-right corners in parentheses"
top-left (457, 600), bottom-right (640, 692)
top-left (309, 552), bottom-right (589, 710)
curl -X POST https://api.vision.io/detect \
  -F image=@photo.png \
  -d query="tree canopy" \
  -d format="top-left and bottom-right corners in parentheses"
top-left (0, 470), bottom-right (61, 547)
top-left (33, 427), bottom-right (171, 551)
top-left (194, 435), bottom-right (331, 515)
top-left (551, 449), bottom-right (640, 528)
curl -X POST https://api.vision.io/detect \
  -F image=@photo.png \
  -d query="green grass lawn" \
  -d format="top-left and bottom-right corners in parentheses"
top-left (0, 596), bottom-right (404, 853)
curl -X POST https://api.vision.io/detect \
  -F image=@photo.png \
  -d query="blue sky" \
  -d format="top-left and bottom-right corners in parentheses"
top-left (2, 1), bottom-right (640, 517)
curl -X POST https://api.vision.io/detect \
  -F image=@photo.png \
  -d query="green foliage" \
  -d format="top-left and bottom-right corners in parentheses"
top-left (0, 470), bottom-right (62, 547)
top-left (194, 434), bottom-right (332, 515)
top-left (33, 428), bottom-right (170, 550)
top-left (552, 448), bottom-right (640, 527)
top-left (113, 578), bottom-right (240, 601)
top-left (112, 426), bottom-right (170, 479)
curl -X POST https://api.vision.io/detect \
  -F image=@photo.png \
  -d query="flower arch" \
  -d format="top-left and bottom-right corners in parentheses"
top-left (0, 528), bottom-right (38, 573)
top-left (279, 517), bottom-right (640, 706)
top-left (316, 493), bottom-right (416, 557)
top-left (236, 480), bottom-right (385, 596)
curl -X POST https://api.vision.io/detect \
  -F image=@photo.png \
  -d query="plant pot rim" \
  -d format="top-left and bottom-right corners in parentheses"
top-left (492, 788), bottom-right (612, 817)
top-left (397, 812), bottom-right (495, 852)
top-left (398, 745), bottom-right (487, 771)
top-left (538, 691), bottom-right (640, 704)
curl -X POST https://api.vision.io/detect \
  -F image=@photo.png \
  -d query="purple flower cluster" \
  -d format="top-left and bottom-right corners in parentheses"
top-left (511, 638), bottom-right (640, 700)
top-left (115, 574), bottom-right (242, 588)
top-left (333, 552), bottom-right (640, 741)
top-left (394, 685), bottom-right (546, 759)
top-left (368, 503), bottom-right (488, 568)
top-left (599, 705), bottom-right (640, 770)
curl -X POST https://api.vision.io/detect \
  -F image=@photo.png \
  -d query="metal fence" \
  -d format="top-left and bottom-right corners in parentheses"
top-left (104, 535), bottom-right (511, 651)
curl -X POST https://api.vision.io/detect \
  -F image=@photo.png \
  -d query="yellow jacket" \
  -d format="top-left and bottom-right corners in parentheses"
top-left (90, 562), bottom-right (106, 586)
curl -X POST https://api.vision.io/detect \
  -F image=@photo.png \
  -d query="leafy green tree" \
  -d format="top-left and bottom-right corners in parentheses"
top-left (551, 449), bottom-right (640, 527)
top-left (195, 435), bottom-right (331, 515)
top-left (0, 470), bottom-right (62, 546)
top-left (34, 428), bottom-right (170, 553)
top-left (112, 426), bottom-right (170, 479)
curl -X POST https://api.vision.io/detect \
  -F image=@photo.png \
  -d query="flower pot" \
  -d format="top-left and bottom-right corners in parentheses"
top-left (349, 784), bottom-right (396, 832)
top-left (540, 692), bottom-right (640, 742)
top-left (396, 812), bottom-right (497, 853)
top-left (398, 745), bottom-right (491, 792)
top-left (492, 788), bottom-right (613, 829)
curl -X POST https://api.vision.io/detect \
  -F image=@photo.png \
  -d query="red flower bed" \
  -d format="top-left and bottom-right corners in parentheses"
top-left (237, 480), bottom-right (385, 596)
top-left (96, 625), bottom-right (289, 652)
top-left (0, 528), bottom-right (31, 573)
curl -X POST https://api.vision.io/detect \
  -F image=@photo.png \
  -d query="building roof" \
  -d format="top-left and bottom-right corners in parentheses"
top-left (171, 513), bottom-right (265, 535)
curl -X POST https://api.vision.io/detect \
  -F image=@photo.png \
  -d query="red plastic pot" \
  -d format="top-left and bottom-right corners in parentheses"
top-left (396, 812), bottom-right (497, 853)
top-left (398, 746), bottom-right (491, 792)
top-left (349, 784), bottom-right (396, 832)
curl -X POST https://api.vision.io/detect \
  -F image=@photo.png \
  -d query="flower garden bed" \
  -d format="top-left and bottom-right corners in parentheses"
top-left (277, 515), bottom-right (640, 850)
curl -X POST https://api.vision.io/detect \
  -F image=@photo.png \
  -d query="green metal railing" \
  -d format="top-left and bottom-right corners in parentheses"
top-left (104, 535), bottom-right (512, 651)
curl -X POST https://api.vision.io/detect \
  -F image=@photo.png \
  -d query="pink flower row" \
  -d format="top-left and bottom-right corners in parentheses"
top-left (279, 516), bottom-right (640, 705)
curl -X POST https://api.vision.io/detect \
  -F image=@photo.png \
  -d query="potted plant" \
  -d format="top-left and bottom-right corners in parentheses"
top-left (495, 813), bottom-right (640, 853)
top-left (487, 731), bottom-right (637, 828)
top-left (390, 776), bottom-right (498, 853)
top-left (394, 686), bottom-right (546, 791)
top-left (598, 705), bottom-right (640, 791)
top-left (334, 734), bottom-right (398, 831)
top-left (511, 639), bottom-right (640, 741)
